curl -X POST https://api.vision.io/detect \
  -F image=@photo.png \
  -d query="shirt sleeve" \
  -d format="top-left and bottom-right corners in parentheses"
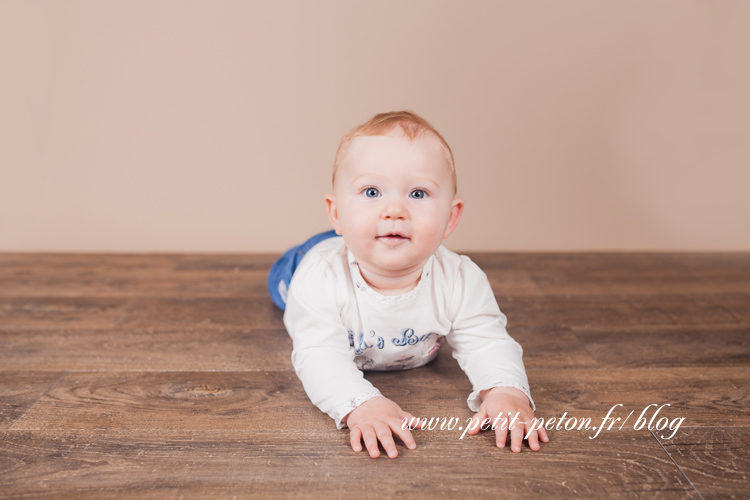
top-left (445, 257), bottom-right (535, 412)
top-left (283, 256), bottom-right (382, 429)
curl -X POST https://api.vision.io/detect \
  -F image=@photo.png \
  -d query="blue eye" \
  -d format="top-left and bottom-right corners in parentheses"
top-left (410, 189), bottom-right (426, 199)
top-left (364, 187), bottom-right (380, 198)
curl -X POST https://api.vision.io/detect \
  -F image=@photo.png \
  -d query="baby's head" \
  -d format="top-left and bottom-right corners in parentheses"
top-left (325, 111), bottom-right (464, 289)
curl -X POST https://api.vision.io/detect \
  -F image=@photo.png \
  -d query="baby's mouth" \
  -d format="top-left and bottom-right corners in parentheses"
top-left (377, 233), bottom-right (409, 243)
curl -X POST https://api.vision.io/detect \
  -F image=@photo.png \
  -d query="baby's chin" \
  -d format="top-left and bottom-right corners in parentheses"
top-left (344, 237), bottom-right (442, 271)
top-left (358, 255), bottom-right (432, 277)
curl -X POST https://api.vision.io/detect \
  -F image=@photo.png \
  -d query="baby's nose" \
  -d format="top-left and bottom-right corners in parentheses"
top-left (382, 200), bottom-right (407, 219)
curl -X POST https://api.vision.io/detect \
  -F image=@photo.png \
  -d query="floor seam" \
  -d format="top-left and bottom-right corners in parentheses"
top-left (113, 298), bottom-right (142, 327)
top-left (6, 370), bottom-right (69, 430)
top-left (569, 328), bottom-right (604, 369)
top-left (650, 428), bottom-right (706, 500)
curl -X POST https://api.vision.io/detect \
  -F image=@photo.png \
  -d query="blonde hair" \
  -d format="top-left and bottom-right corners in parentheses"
top-left (332, 111), bottom-right (457, 194)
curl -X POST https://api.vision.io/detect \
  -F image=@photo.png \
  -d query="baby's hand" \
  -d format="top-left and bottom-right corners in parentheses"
top-left (467, 387), bottom-right (549, 453)
top-left (344, 396), bottom-right (421, 459)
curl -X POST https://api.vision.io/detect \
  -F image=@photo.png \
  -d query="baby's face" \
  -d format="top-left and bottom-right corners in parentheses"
top-left (327, 130), bottom-right (462, 281)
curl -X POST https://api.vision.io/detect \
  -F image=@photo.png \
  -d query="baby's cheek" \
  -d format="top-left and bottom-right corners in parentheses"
top-left (422, 219), bottom-right (449, 240)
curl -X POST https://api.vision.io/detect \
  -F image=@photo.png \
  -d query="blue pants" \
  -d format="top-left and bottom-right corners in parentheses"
top-left (267, 230), bottom-right (341, 310)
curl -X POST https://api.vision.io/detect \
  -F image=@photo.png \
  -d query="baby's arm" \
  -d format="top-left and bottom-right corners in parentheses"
top-left (466, 387), bottom-right (548, 452)
top-left (446, 256), bottom-right (547, 452)
top-left (284, 257), bottom-right (419, 457)
top-left (343, 396), bottom-right (421, 458)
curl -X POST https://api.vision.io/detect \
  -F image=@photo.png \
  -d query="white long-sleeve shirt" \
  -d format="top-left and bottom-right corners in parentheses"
top-left (283, 237), bottom-right (533, 429)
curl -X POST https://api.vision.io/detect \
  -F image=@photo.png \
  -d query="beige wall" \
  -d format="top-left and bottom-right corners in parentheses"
top-left (2, 1), bottom-right (748, 253)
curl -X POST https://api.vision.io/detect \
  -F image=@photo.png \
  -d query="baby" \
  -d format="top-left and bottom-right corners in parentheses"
top-left (268, 111), bottom-right (548, 458)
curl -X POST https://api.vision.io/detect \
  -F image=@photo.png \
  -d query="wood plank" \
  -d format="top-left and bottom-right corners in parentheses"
top-left (0, 298), bottom-right (135, 330)
top-left (0, 253), bottom-right (182, 274)
top-left (691, 293), bottom-right (750, 323)
top-left (484, 269), bottom-right (543, 297)
top-left (12, 366), bottom-right (748, 432)
top-left (0, 429), bottom-right (698, 499)
top-left (466, 252), bottom-right (750, 272)
top-left (496, 293), bottom-right (747, 330)
top-left (10, 368), bottom-right (478, 432)
top-left (573, 325), bottom-right (750, 368)
top-left (523, 253), bottom-right (750, 296)
top-left (528, 367), bottom-right (750, 427)
top-left (0, 328), bottom-right (293, 371)
top-left (507, 326), bottom-right (601, 369)
top-left (466, 252), bottom-right (750, 280)
top-left (9, 371), bottom-right (330, 431)
top-left (468, 253), bottom-right (750, 294)
top-left (0, 254), bottom-right (276, 299)
top-left (0, 271), bottom-right (270, 299)
top-left (0, 253), bottom-right (278, 273)
top-left (0, 372), bottom-right (65, 429)
top-left (0, 253), bottom-right (278, 299)
top-left (117, 298), bottom-right (282, 330)
top-left (657, 426), bottom-right (750, 498)
top-left (173, 254), bottom-right (278, 271)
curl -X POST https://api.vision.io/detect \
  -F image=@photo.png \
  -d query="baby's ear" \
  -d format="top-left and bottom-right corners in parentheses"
top-left (325, 194), bottom-right (342, 235)
top-left (443, 198), bottom-right (464, 239)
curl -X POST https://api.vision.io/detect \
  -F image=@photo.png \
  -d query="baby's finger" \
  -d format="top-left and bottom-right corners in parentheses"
top-left (537, 426), bottom-right (550, 443)
top-left (525, 426), bottom-right (541, 451)
top-left (494, 417), bottom-right (508, 448)
top-left (360, 425), bottom-right (381, 458)
top-left (374, 423), bottom-right (398, 459)
top-left (391, 420), bottom-right (417, 451)
top-left (509, 418), bottom-right (525, 453)
top-left (468, 409), bottom-right (488, 436)
top-left (350, 426), bottom-right (363, 452)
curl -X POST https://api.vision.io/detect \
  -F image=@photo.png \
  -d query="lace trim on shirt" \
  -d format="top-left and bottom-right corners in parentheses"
top-left (346, 250), bottom-right (433, 306)
top-left (467, 383), bottom-right (535, 412)
top-left (333, 389), bottom-right (384, 429)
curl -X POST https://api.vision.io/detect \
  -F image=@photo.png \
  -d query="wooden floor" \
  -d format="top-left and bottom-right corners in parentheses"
top-left (1, 252), bottom-right (749, 499)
